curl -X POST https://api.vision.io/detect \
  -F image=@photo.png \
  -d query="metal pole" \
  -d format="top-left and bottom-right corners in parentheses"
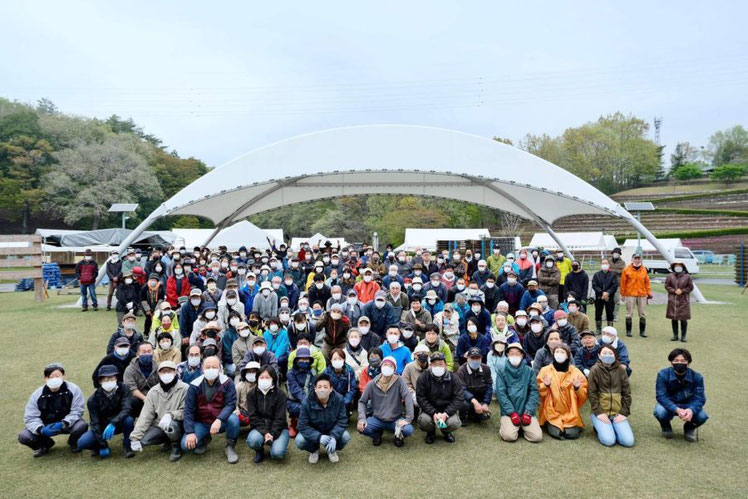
top-left (635, 212), bottom-right (642, 256)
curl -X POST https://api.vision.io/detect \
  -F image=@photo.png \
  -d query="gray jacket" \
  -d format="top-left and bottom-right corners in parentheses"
top-left (24, 381), bottom-right (85, 434)
top-left (358, 374), bottom-right (414, 424)
top-left (252, 292), bottom-right (278, 320)
top-left (130, 381), bottom-right (189, 441)
top-left (532, 346), bottom-right (576, 374)
top-left (123, 358), bottom-right (159, 395)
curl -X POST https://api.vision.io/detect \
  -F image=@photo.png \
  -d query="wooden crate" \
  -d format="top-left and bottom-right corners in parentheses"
top-left (0, 235), bottom-right (45, 302)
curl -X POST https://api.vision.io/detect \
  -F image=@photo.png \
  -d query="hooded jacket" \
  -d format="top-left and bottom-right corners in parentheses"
top-left (415, 369), bottom-right (464, 417)
top-left (537, 265), bottom-right (561, 296)
top-left (323, 364), bottom-right (358, 406)
top-left (494, 360), bottom-right (539, 416)
top-left (246, 384), bottom-right (288, 439)
top-left (536, 363), bottom-right (588, 429)
top-left (588, 360), bottom-right (631, 418)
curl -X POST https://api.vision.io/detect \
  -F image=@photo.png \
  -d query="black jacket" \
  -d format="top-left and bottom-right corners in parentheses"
top-left (106, 328), bottom-right (144, 355)
top-left (86, 382), bottom-right (131, 447)
top-left (456, 363), bottom-right (493, 405)
top-left (115, 282), bottom-right (141, 313)
top-left (592, 270), bottom-right (618, 298)
top-left (106, 260), bottom-right (122, 280)
top-left (564, 271), bottom-right (590, 302)
top-left (246, 386), bottom-right (288, 439)
top-left (92, 352), bottom-right (135, 388)
top-left (416, 370), bottom-right (464, 417)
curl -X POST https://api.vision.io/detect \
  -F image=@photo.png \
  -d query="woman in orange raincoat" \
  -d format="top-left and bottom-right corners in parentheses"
top-left (537, 343), bottom-right (588, 439)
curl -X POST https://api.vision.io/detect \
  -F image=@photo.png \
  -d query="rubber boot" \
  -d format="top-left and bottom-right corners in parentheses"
top-left (225, 439), bottom-right (239, 464)
top-left (639, 318), bottom-right (647, 338)
top-left (595, 320), bottom-right (602, 335)
top-left (169, 443), bottom-right (182, 462)
top-left (684, 422), bottom-right (698, 442)
top-left (606, 321), bottom-right (615, 327)
top-left (253, 446), bottom-right (265, 464)
top-left (680, 321), bottom-right (688, 342)
top-left (671, 320), bottom-right (679, 341)
top-left (625, 318), bottom-right (632, 337)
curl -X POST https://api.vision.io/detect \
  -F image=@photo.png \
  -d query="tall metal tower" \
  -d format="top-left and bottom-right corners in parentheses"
top-left (654, 116), bottom-right (662, 145)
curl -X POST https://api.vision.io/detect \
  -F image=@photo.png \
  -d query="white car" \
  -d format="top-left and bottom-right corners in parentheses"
top-left (640, 246), bottom-right (700, 275)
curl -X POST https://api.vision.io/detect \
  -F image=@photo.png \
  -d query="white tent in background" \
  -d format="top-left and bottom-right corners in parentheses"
top-left (171, 221), bottom-right (276, 250)
top-left (264, 229), bottom-right (285, 245)
top-left (603, 235), bottom-right (619, 251)
top-left (394, 228), bottom-right (491, 252)
top-left (622, 238), bottom-right (682, 252)
top-left (530, 232), bottom-right (616, 252)
top-left (290, 233), bottom-right (347, 250)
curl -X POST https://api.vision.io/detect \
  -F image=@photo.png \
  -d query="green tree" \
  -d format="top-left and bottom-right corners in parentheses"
top-left (711, 163), bottom-right (746, 185)
top-left (707, 125), bottom-right (747, 166)
top-left (670, 141), bottom-right (700, 173)
top-left (672, 163), bottom-right (702, 181)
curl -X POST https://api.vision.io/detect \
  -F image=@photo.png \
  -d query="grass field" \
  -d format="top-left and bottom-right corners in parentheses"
top-left (1, 284), bottom-right (746, 498)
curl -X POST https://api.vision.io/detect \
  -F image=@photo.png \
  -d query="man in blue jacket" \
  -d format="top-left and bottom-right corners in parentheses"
top-left (654, 348), bottom-right (708, 442)
top-left (295, 373), bottom-right (350, 464)
top-left (380, 326), bottom-right (413, 374)
top-left (181, 356), bottom-right (240, 463)
top-left (361, 291), bottom-right (396, 340)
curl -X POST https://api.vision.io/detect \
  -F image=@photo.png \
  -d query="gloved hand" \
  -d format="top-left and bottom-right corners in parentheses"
top-left (583, 368), bottom-right (590, 377)
top-left (325, 437), bottom-right (337, 454)
top-left (99, 447), bottom-right (111, 458)
top-left (521, 413), bottom-right (532, 426)
top-left (394, 424), bottom-right (403, 439)
top-left (158, 413), bottom-right (173, 431)
top-left (238, 413), bottom-right (250, 426)
top-left (41, 422), bottom-right (63, 437)
top-left (126, 302), bottom-right (133, 309)
top-left (319, 435), bottom-right (331, 447)
top-left (510, 412), bottom-right (521, 426)
top-left (130, 440), bottom-right (143, 452)
top-left (102, 423), bottom-right (116, 440)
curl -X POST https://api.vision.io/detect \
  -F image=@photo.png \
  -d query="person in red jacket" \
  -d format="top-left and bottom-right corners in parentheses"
top-left (166, 262), bottom-right (191, 308)
top-left (76, 248), bottom-right (99, 312)
top-left (354, 268), bottom-right (380, 305)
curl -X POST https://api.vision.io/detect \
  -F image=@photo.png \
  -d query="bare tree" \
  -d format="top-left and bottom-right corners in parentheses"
top-left (499, 211), bottom-right (522, 236)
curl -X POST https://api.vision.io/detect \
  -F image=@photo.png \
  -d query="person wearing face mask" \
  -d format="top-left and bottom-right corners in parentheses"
top-left (498, 271), bottom-right (525, 316)
top-left (592, 258), bottom-right (619, 334)
top-left (456, 348), bottom-right (493, 426)
top-left (19, 362), bottom-right (87, 457)
top-left (588, 346), bottom-right (634, 447)
top-left (178, 289), bottom-right (203, 344)
top-left (323, 348), bottom-right (359, 416)
top-left (75, 248), bottom-right (100, 312)
top-left (181, 356), bottom-right (240, 463)
top-left (245, 366), bottom-right (289, 463)
top-left (115, 271), bottom-right (141, 325)
top-left (235, 361), bottom-right (261, 428)
top-left (344, 329), bottom-right (368, 378)
top-left (447, 277), bottom-right (467, 303)
top-left (379, 326), bottom-right (413, 374)
top-left (189, 306), bottom-right (220, 346)
top-left (598, 326), bottom-right (631, 375)
top-left (494, 343), bottom-right (543, 442)
top-left (471, 259), bottom-right (495, 288)
top-left (340, 289), bottom-right (363, 325)
top-left (421, 289), bottom-right (444, 319)
top-left (295, 373), bottom-right (351, 464)
top-left (553, 250), bottom-right (572, 300)
top-left (456, 317), bottom-right (491, 366)
top-left (385, 281), bottom-right (410, 320)
top-left (563, 260), bottom-right (589, 310)
top-left (123, 342), bottom-right (160, 417)
top-left (252, 281), bottom-right (279, 322)
top-left (361, 291), bottom-right (396, 340)
top-left (382, 264), bottom-right (405, 291)
top-left (515, 249), bottom-right (534, 286)
top-left (519, 280), bottom-right (546, 314)
top-left (263, 316), bottom-right (291, 377)
top-left (487, 336), bottom-right (508, 382)
top-left (537, 256), bottom-right (561, 309)
top-left (619, 254), bottom-right (652, 338)
top-left (128, 360), bottom-right (188, 461)
top-left (94, 336), bottom-right (136, 388)
top-left (287, 312), bottom-right (315, 349)
top-left (202, 276), bottom-right (223, 307)
top-left (278, 273), bottom-right (299, 310)
top-left (423, 272), bottom-right (447, 302)
top-left (654, 348), bottom-right (708, 442)
top-left (178, 345), bottom-right (205, 384)
top-left (220, 311), bottom-right (243, 376)
top-left (486, 246), bottom-right (506, 277)
top-left (531, 329), bottom-right (577, 375)
top-left (481, 275), bottom-right (501, 313)
top-left (574, 330), bottom-right (601, 377)
top-left (358, 347), bottom-right (383, 396)
top-left (490, 313), bottom-right (519, 345)
top-left (140, 273), bottom-right (165, 335)
top-left (240, 336), bottom-right (279, 374)
top-left (355, 315), bottom-right (382, 353)
top-left (353, 268), bottom-right (380, 305)
top-left (550, 310), bottom-right (581, 356)
top-left (395, 322), bottom-right (418, 352)
top-left (416, 352), bottom-right (463, 443)
top-left (537, 343), bottom-right (588, 440)
top-left (154, 331), bottom-right (181, 365)
top-left (77, 365), bottom-right (135, 458)
top-left (418, 324), bottom-right (455, 370)
top-left (465, 297), bottom-right (491, 335)
top-left (239, 272), bottom-right (260, 316)
top-left (402, 298), bottom-right (433, 338)
top-left (513, 309), bottom-right (532, 339)
top-left (534, 295), bottom-right (554, 325)
top-left (286, 347), bottom-right (317, 437)
top-left (325, 284), bottom-right (346, 312)
top-left (358, 356), bottom-right (415, 447)
top-left (520, 313), bottom-right (547, 365)
top-left (608, 248), bottom-right (626, 321)
top-left (304, 262), bottom-right (326, 291)
top-left (120, 248), bottom-right (139, 276)
top-left (440, 264), bottom-right (456, 290)
top-left (105, 250), bottom-right (122, 311)
top-left (665, 261), bottom-right (694, 342)
top-left (231, 319), bottom-right (257, 368)
top-left (165, 263), bottom-right (191, 308)
top-left (315, 303), bottom-right (351, 360)
top-left (402, 344), bottom-right (430, 410)
top-left (433, 303), bottom-right (461, 351)
top-left (565, 298), bottom-right (590, 338)
top-left (106, 312), bottom-right (144, 355)
top-left (217, 289), bottom-right (246, 331)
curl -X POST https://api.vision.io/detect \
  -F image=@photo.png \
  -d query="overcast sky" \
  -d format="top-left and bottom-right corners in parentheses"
top-left (2, 1), bottom-right (746, 167)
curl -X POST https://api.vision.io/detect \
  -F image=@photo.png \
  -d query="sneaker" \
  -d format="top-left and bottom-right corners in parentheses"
top-left (442, 431), bottom-right (456, 443)
top-left (393, 437), bottom-right (404, 448)
top-left (328, 451), bottom-right (339, 463)
top-left (308, 451), bottom-right (319, 464)
top-left (33, 446), bottom-right (50, 458)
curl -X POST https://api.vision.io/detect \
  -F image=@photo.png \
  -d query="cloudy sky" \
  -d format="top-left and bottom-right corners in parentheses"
top-left (2, 1), bottom-right (746, 167)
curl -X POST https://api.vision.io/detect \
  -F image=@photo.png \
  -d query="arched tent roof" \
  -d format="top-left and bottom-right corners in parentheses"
top-left (98, 124), bottom-right (704, 301)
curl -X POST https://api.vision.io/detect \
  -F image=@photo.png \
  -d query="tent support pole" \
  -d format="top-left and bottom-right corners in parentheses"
top-left (202, 225), bottom-right (224, 247)
top-left (623, 212), bottom-right (706, 303)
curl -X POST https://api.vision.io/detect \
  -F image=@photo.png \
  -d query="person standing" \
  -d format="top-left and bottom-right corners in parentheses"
top-left (608, 248), bottom-right (626, 321)
top-left (76, 248), bottom-right (99, 312)
top-left (591, 258), bottom-right (618, 334)
top-left (664, 262), bottom-right (694, 342)
top-left (105, 250), bottom-right (122, 311)
top-left (619, 254), bottom-right (652, 338)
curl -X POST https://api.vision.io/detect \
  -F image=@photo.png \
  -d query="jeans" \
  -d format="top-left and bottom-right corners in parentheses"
top-left (590, 414), bottom-right (634, 447)
top-left (360, 416), bottom-right (414, 439)
top-left (653, 403), bottom-right (709, 426)
top-left (295, 431), bottom-right (351, 453)
top-left (181, 414), bottom-right (241, 451)
top-left (246, 429), bottom-right (290, 459)
top-left (77, 416), bottom-right (134, 450)
top-left (81, 284), bottom-right (98, 307)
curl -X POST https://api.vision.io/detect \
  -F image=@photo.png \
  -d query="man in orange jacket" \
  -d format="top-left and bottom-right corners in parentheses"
top-left (354, 268), bottom-right (380, 305)
top-left (619, 254), bottom-right (652, 338)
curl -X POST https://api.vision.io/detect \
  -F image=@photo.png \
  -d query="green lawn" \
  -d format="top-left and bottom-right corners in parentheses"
top-left (1, 284), bottom-right (746, 498)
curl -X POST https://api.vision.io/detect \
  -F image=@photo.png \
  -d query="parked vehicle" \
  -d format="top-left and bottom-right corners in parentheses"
top-left (641, 247), bottom-right (700, 274)
top-left (691, 250), bottom-right (715, 264)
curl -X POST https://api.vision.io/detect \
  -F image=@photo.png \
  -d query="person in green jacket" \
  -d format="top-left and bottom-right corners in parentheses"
top-left (418, 325), bottom-right (454, 371)
top-left (494, 343), bottom-right (542, 442)
top-left (486, 247), bottom-right (506, 277)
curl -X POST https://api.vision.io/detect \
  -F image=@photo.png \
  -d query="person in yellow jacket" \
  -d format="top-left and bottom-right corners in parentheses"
top-left (554, 250), bottom-right (573, 302)
top-left (619, 254), bottom-right (652, 338)
top-left (537, 343), bottom-right (588, 440)
top-left (486, 247), bottom-right (506, 277)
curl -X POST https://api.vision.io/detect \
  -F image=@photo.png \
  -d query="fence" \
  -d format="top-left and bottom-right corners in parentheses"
top-left (736, 242), bottom-right (746, 286)
top-left (0, 235), bottom-right (44, 302)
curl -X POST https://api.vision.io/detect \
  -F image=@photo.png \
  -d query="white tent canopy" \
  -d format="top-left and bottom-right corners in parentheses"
top-left (97, 125), bottom-right (704, 301)
top-left (394, 228), bottom-right (491, 252)
top-left (530, 232), bottom-right (618, 252)
top-left (171, 221), bottom-right (277, 250)
top-left (290, 233), bottom-right (347, 251)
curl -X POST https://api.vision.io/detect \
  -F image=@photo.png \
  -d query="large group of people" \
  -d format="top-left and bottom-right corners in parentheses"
top-left (23, 241), bottom-right (706, 462)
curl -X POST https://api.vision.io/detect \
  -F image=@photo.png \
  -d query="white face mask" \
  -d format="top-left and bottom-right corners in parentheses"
top-left (381, 365), bottom-right (395, 377)
top-left (601, 264), bottom-right (610, 271)
top-left (247, 280), bottom-right (256, 287)
top-left (159, 372), bottom-right (175, 384)
top-left (257, 378), bottom-right (273, 391)
top-left (557, 319), bottom-right (568, 327)
top-left (546, 261), bottom-right (554, 268)
top-left (332, 359), bottom-right (345, 369)
top-left (332, 293), bottom-right (341, 300)
top-left (553, 352), bottom-right (568, 363)
top-left (507, 278), bottom-right (517, 285)
top-left (124, 278), bottom-right (133, 285)
top-left (279, 313), bottom-right (290, 322)
top-left (358, 326), bottom-right (370, 335)
top-left (348, 337), bottom-right (360, 348)
top-left (160, 341), bottom-right (172, 350)
top-left (375, 300), bottom-right (385, 309)
top-left (205, 311), bottom-right (216, 320)
top-left (101, 380), bottom-right (117, 392)
top-left (188, 356), bottom-right (201, 367)
top-left (531, 323), bottom-right (543, 333)
top-left (230, 317), bottom-right (240, 327)
top-left (363, 275), bottom-right (372, 283)
top-left (246, 372), bottom-right (257, 383)
top-left (227, 298), bottom-right (237, 306)
top-left (402, 329), bottom-right (414, 339)
top-left (203, 368), bottom-right (219, 381)
top-left (238, 328), bottom-right (250, 338)
top-left (467, 324), bottom-right (478, 333)
top-left (387, 334), bottom-right (399, 344)
top-left (115, 347), bottom-right (130, 357)
top-left (295, 322), bottom-right (307, 331)
top-left (262, 289), bottom-right (271, 296)
top-left (516, 318), bottom-right (527, 327)
top-left (269, 324), bottom-right (279, 333)
top-left (253, 346), bottom-right (266, 356)
top-left (471, 305), bottom-right (481, 314)
top-left (674, 266), bottom-right (683, 273)
top-left (346, 297), bottom-right (357, 305)
top-left (508, 356), bottom-right (522, 367)
top-left (529, 311), bottom-right (539, 317)
top-left (485, 282), bottom-right (495, 288)
top-left (46, 377), bottom-right (64, 390)
top-left (431, 366), bottom-right (445, 377)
